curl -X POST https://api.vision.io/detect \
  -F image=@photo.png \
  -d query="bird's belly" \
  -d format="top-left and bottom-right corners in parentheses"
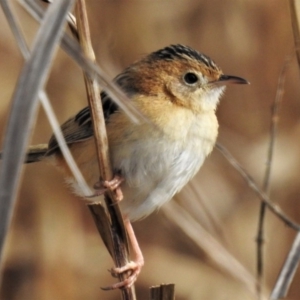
top-left (55, 124), bottom-right (215, 221)
top-left (113, 138), bottom-right (210, 221)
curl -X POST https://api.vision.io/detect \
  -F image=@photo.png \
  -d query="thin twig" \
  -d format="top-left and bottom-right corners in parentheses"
top-left (256, 55), bottom-right (291, 298)
top-left (270, 2), bottom-right (300, 298)
top-left (176, 184), bottom-right (228, 247)
top-left (163, 202), bottom-right (267, 300)
top-left (74, 2), bottom-right (135, 299)
top-left (216, 143), bottom-right (300, 231)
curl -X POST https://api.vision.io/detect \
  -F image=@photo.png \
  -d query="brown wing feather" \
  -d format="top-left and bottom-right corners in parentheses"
top-left (47, 91), bottom-right (119, 155)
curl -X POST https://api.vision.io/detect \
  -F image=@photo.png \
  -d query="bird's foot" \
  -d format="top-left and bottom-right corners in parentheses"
top-left (86, 174), bottom-right (124, 201)
top-left (102, 259), bottom-right (144, 290)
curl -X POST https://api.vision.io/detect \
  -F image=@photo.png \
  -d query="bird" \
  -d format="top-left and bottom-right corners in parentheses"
top-left (21, 44), bottom-right (249, 289)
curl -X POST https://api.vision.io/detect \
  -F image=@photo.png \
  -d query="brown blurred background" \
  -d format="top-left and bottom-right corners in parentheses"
top-left (1, 0), bottom-right (300, 299)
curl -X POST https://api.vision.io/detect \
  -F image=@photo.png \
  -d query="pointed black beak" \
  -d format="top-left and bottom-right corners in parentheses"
top-left (218, 74), bottom-right (249, 85)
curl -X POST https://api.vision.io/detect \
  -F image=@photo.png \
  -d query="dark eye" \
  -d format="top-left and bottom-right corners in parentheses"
top-left (183, 72), bottom-right (199, 84)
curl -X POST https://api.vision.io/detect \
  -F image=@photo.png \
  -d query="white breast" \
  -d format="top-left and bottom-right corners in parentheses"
top-left (112, 111), bottom-right (218, 221)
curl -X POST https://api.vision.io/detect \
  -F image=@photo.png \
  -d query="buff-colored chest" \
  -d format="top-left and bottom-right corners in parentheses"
top-left (106, 106), bottom-right (218, 220)
top-left (52, 101), bottom-right (219, 220)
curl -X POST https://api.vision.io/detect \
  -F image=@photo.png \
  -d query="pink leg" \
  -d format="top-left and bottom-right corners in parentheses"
top-left (103, 218), bottom-right (144, 290)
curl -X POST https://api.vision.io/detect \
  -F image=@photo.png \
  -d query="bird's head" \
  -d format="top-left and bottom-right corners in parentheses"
top-left (115, 44), bottom-right (249, 113)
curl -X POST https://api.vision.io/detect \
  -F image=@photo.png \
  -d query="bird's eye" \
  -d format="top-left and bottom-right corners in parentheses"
top-left (183, 72), bottom-right (199, 85)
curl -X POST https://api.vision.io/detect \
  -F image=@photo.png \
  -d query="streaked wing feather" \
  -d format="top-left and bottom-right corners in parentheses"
top-left (47, 91), bottom-right (119, 155)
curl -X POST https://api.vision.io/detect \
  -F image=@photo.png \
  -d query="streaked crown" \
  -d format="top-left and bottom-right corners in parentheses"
top-left (150, 44), bottom-right (220, 72)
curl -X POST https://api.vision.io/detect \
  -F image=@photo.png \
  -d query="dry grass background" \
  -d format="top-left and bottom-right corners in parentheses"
top-left (1, 0), bottom-right (300, 299)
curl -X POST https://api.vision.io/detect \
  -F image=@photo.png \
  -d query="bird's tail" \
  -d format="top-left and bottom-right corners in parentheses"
top-left (0, 144), bottom-right (48, 163)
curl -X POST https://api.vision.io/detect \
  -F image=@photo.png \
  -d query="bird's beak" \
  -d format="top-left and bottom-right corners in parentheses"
top-left (217, 74), bottom-right (249, 85)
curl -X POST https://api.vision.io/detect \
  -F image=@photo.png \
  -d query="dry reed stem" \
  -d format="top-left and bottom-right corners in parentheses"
top-left (216, 143), bottom-right (300, 231)
top-left (23, 0), bottom-right (144, 124)
top-left (256, 55), bottom-right (291, 298)
top-left (0, 0), bottom-right (75, 267)
top-left (163, 202), bottom-right (268, 300)
top-left (150, 284), bottom-right (175, 300)
top-left (74, 2), bottom-right (135, 299)
top-left (270, 233), bottom-right (300, 299)
top-left (188, 182), bottom-right (227, 243)
top-left (269, 1), bottom-right (300, 298)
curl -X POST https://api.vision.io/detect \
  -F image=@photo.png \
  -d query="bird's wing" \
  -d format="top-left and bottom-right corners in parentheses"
top-left (47, 91), bottom-right (119, 155)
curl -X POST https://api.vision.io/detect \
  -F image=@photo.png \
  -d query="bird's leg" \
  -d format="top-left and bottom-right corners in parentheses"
top-left (86, 173), bottom-right (124, 201)
top-left (103, 217), bottom-right (144, 290)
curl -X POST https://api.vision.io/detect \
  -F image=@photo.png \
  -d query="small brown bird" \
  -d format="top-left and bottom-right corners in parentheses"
top-left (22, 44), bottom-right (249, 289)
